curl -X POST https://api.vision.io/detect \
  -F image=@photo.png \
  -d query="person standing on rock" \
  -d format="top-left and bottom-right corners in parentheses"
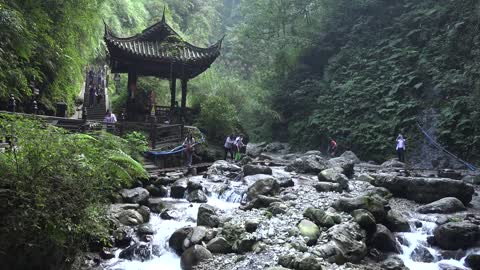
top-left (183, 133), bottom-right (196, 167)
top-left (234, 134), bottom-right (245, 161)
top-left (224, 134), bottom-right (235, 160)
top-left (396, 134), bottom-right (406, 162)
top-left (328, 138), bottom-right (337, 157)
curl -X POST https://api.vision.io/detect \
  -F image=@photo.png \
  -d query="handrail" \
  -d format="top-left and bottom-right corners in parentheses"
top-left (416, 122), bottom-right (477, 171)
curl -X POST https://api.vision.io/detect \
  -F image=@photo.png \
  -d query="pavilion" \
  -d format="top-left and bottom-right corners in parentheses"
top-left (104, 10), bottom-right (223, 121)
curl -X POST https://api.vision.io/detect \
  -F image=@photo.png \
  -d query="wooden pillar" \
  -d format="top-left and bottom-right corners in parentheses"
top-left (170, 77), bottom-right (177, 108)
top-left (127, 70), bottom-right (137, 100)
top-left (181, 78), bottom-right (188, 118)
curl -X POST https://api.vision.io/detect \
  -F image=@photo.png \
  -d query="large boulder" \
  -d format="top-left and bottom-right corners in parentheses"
top-left (303, 207), bottom-right (341, 228)
top-left (119, 187), bottom-right (150, 204)
top-left (285, 154), bottom-right (329, 174)
top-left (180, 245), bottom-right (213, 270)
top-left (381, 159), bottom-right (405, 168)
top-left (207, 160), bottom-right (241, 176)
top-left (146, 184), bottom-right (168, 197)
top-left (411, 245), bottom-right (434, 263)
top-left (206, 237), bottom-right (232, 254)
top-left (381, 256), bottom-right (408, 270)
top-left (119, 242), bottom-right (152, 261)
top-left (465, 254), bottom-right (480, 270)
top-left (417, 197), bottom-right (466, 214)
top-left (187, 190), bottom-right (208, 203)
top-left (160, 208), bottom-right (181, 220)
top-left (246, 176), bottom-right (280, 200)
top-left (369, 224), bottom-right (400, 253)
top-left (298, 220), bottom-right (320, 245)
top-left (339, 151), bottom-right (361, 164)
top-left (246, 142), bottom-right (266, 157)
top-left (318, 168), bottom-right (349, 190)
top-left (241, 195), bottom-right (282, 210)
top-left (314, 182), bottom-right (343, 193)
top-left (197, 204), bottom-right (220, 227)
top-left (463, 174), bottom-right (480, 185)
top-left (278, 253), bottom-right (323, 270)
top-left (385, 210), bottom-right (410, 232)
top-left (113, 226), bottom-right (133, 247)
top-left (118, 209), bottom-right (144, 226)
top-left (312, 222), bottom-right (367, 264)
top-left (352, 209), bottom-right (376, 232)
top-left (433, 222), bottom-right (480, 250)
top-left (147, 198), bottom-right (165, 213)
top-left (183, 226), bottom-right (208, 250)
top-left (263, 142), bottom-right (290, 154)
top-left (171, 179), bottom-right (188, 199)
top-left (332, 195), bottom-right (387, 222)
top-left (371, 174), bottom-right (474, 204)
top-left (169, 226), bottom-right (194, 255)
top-left (243, 174), bottom-right (276, 187)
top-left (243, 164), bottom-right (272, 176)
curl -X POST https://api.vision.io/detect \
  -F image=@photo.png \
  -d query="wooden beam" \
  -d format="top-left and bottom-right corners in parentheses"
top-left (127, 70), bottom-right (137, 99)
top-left (181, 78), bottom-right (188, 118)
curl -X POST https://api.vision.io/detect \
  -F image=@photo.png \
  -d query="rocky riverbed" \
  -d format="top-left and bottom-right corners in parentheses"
top-left (77, 142), bottom-right (480, 270)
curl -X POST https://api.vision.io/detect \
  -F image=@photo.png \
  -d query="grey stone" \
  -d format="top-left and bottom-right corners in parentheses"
top-left (385, 210), bottom-right (411, 232)
top-left (197, 204), bottom-right (220, 227)
top-left (180, 245), bottom-right (212, 270)
top-left (370, 174), bottom-right (474, 204)
top-left (187, 189), bottom-right (208, 203)
top-left (417, 197), bottom-right (466, 214)
top-left (369, 224), bottom-right (400, 253)
top-left (246, 176), bottom-right (280, 200)
top-left (243, 164), bottom-right (273, 176)
top-left (119, 187), bottom-right (150, 204)
top-left (169, 226), bottom-right (193, 255)
top-left (352, 209), bottom-right (376, 232)
top-left (206, 237), bottom-right (232, 254)
top-left (118, 209), bottom-right (144, 226)
top-left (171, 178), bottom-right (188, 199)
top-left (433, 221), bottom-right (480, 250)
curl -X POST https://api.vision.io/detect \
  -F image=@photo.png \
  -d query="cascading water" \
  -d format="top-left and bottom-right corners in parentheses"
top-left (104, 193), bottom-right (240, 270)
top-left (397, 219), bottom-right (477, 270)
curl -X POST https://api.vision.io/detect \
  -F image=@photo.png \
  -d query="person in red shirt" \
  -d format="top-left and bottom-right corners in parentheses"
top-left (328, 138), bottom-right (337, 157)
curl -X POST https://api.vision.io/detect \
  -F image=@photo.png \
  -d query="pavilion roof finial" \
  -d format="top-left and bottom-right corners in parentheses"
top-left (161, 6), bottom-right (166, 22)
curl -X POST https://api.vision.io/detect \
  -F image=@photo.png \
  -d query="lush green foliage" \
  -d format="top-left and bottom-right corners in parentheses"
top-left (0, 114), bottom-right (147, 268)
top-left (229, 0), bottom-right (480, 162)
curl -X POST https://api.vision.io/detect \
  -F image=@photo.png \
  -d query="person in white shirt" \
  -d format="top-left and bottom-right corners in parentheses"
top-left (396, 134), bottom-right (406, 162)
top-left (104, 110), bottom-right (117, 124)
top-left (234, 134), bottom-right (244, 161)
top-left (224, 134), bottom-right (235, 160)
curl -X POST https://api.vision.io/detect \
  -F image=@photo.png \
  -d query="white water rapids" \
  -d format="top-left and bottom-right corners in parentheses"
top-left (104, 194), bottom-right (240, 270)
top-left (397, 219), bottom-right (478, 270)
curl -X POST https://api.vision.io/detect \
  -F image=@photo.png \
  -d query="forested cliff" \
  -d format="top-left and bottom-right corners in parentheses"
top-left (1, 0), bottom-right (479, 163)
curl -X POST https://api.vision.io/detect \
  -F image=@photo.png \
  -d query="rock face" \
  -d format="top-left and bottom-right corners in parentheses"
top-left (298, 219), bottom-right (320, 245)
top-left (246, 176), bottom-right (280, 200)
top-left (180, 245), bottom-right (213, 270)
top-left (433, 222), bottom-right (480, 250)
top-left (243, 164), bottom-right (272, 176)
top-left (369, 224), bottom-right (400, 253)
top-left (285, 154), bottom-right (329, 174)
top-left (197, 204), bottom-right (220, 227)
top-left (119, 188), bottom-right (150, 204)
top-left (371, 174), bottom-right (474, 204)
top-left (417, 197), bottom-right (466, 214)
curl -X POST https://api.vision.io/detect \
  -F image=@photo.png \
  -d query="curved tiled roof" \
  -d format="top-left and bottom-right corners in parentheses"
top-left (104, 15), bottom-right (222, 66)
